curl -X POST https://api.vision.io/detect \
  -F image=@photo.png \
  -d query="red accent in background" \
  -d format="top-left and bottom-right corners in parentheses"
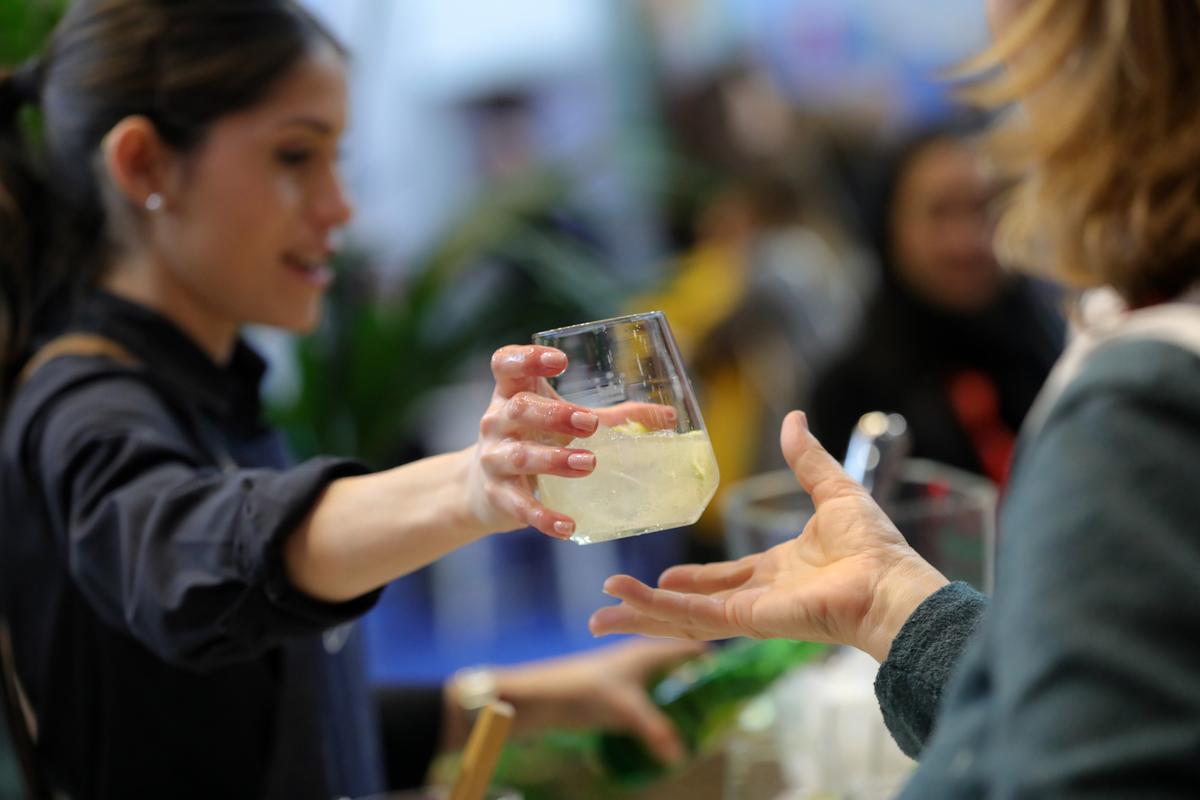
top-left (946, 369), bottom-right (1015, 488)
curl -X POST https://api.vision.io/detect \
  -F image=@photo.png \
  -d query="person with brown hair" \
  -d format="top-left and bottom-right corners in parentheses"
top-left (593, 1), bottom-right (1200, 794)
top-left (0, 2), bottom-right (701, 797)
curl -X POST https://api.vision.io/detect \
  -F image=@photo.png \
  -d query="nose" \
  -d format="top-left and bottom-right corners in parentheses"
top-left (944, 210), bottom-right (992, 262)
top-left (314, 166), bottom-right (354, 231)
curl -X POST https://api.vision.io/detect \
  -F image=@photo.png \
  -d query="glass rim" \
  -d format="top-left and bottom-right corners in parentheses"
top-left (533, 310), bottom-right (666, 340)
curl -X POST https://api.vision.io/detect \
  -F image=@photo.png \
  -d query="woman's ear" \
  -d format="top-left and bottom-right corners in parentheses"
top-left (101, 115), bottom-right (174, 212)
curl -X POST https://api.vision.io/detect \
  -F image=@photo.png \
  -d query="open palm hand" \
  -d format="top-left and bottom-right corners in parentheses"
top-left (590, 411), bottom-right (947, 660)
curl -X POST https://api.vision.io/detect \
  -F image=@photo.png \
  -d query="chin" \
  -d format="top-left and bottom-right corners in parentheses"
top-left (267, 303), bottom-right (324, 334)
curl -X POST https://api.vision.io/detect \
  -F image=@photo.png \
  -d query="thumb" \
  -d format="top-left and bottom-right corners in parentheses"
top-left (780, 411), bottom-right (865, 506)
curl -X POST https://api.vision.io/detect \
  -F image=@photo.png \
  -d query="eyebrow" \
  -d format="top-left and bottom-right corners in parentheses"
top-left (278, 116), bottom-right (335, 135)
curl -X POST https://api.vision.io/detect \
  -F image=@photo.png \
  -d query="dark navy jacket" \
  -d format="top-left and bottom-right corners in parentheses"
top-left (0, 291), bottom-right (391, 799)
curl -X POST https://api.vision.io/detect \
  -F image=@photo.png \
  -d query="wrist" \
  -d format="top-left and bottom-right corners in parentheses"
top-left (861, 553), bottom-right (949, 663)
top-left (443, 447), bottom-right (492, 541)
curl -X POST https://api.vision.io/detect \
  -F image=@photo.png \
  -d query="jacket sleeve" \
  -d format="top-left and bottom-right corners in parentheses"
top-left (30, 374), bottom-right (380, 671)
top-left (874, 581), bottom-right (988, 758)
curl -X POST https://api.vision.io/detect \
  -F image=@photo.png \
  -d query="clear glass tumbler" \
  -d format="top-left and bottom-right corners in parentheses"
top-left (533, 311), bottom-right (719, 544)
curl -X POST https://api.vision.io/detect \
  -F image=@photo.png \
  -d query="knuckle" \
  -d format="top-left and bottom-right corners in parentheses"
top-left (506, 444), bottom-right (528, 470)
top-left (480, 449), bottom-right (503, 472)
top-left (502, 402), bottom-right (522, 423)
top-left (479, 411), bottom-right (502, 437)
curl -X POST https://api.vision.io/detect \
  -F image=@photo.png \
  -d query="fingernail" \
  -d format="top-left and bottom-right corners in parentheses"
top-left (567, 452), bottom-right (595, 471)
top-left (541, 351), bottom-right (566, 369)
top-left (554, 520), bottom-right (575, 537)
top-left (571, 412), bottom-right (598, 433)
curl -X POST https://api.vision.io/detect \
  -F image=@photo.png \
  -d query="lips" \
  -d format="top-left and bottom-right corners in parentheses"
top-left (283, 252), bottom-right (334, 289)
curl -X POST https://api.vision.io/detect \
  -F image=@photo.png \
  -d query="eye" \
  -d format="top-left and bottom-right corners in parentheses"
top-left (276, 148), bottom-right (314, 167)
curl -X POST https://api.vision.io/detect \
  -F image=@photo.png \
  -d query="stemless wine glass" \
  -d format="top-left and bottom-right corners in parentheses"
top-left (533, 311), bottom-right (719, 545)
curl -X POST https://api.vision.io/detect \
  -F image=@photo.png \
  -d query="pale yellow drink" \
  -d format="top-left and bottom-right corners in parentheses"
top-left (539, 423), bottom-right (720, 544)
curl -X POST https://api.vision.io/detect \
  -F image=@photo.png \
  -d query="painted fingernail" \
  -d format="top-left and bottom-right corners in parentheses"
top-left (554, 520), bottom-right (575, 537)
top-left (567, 452), bottom-right (595, 471)
top-left (541, 351), bottom-right (566, 369)
top-left (571, 412), bottom-right (598, 433)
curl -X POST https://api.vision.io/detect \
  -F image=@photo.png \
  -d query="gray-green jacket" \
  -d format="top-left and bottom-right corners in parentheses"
top-left (877, 337), bottom-right (1200, 797)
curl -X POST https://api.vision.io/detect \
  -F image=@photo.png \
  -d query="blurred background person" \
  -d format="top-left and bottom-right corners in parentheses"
top-left (632, 64), bottom-right (874, 558)
top-left (807, 125), bottom-right (1065, 485)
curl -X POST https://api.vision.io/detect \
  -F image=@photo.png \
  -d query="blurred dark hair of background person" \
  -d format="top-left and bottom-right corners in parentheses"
top-left (807, 124), bottom-right (1066, 486)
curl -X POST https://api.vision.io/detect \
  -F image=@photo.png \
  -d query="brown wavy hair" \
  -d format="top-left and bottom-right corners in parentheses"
top-left (959, 0), bottom-right (1200, 305)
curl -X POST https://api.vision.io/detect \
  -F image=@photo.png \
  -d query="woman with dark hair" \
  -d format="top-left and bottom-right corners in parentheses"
top-left (0, 2), bottom-right (698, 797)
top-left (808, 126), bottom-right (1065, 484)
top-left (596, 0), bottom-right (1200, 795)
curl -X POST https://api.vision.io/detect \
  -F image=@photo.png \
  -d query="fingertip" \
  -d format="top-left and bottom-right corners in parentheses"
top-left (601, 574), bottom-right (629, 595)
top-left (648, 726), bottom-right (686, 765)
top-left (588, 611), bottom-right (608, 636)
top-left (589, 606), bottom-right (626, 636)
top-left (570, 411), bottom-right (599, 434)
top-left (567, 451), bottom-right (596, 472)
top-left (540, 349), bottom-right (567, 373)
top-left (658, 564), bottom-right (685, 584)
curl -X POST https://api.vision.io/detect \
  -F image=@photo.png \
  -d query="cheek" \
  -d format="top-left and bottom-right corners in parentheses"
top-left (186, 168), bottom-right (297, 276)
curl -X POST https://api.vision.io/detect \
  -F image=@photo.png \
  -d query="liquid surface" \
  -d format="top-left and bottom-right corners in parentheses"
top-left (538, 425), bottom-right (719, 544)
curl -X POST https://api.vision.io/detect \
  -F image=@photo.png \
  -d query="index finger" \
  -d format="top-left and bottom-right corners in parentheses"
top-left (491, 345), bottom-right (567, 399)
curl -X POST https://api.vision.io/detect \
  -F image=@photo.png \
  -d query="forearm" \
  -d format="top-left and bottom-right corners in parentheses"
top-left (284, 448), bottom-right (487, 603)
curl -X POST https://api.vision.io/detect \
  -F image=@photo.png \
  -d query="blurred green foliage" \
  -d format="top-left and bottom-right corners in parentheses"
top-left (0, 0), bottom-right (65, 67)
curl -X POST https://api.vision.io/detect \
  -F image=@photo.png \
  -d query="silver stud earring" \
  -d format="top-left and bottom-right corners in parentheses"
top-left (144, 193), bottom-right (164, 212)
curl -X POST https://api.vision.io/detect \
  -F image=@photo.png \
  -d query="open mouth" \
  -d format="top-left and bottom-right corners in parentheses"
top-left (283, 253), bottom-right (334, 289)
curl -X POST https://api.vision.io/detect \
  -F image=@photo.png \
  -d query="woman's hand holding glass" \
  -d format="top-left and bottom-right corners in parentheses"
top-left (467, 345), bottom-right (606, 540)
top-left (590, 411), bottom-right (949, 661)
